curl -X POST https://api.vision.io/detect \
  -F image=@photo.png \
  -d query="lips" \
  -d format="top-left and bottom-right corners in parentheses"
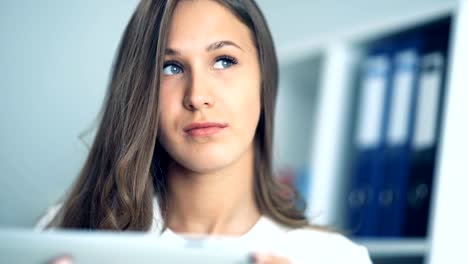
top-left (183, 122), bottom-right (228, 136)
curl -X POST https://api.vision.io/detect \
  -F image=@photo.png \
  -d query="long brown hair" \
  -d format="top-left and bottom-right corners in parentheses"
top-left (50, 0), bottom-right (309, 231)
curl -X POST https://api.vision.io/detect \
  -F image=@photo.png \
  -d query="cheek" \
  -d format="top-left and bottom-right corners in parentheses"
top-left (157, 83), bottom-right (182, 137)
top-left (243, 91), bottom-right (261, 132)
top-left (237, 68), bottom-right (261, 113)
top-left (224, 72), bottom-right (261, 131)
top-left (159, 80), bottom-right (177, 112)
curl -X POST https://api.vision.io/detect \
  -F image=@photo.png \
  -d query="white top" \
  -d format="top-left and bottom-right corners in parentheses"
top-left (36, 199), bottom-right (372, 264)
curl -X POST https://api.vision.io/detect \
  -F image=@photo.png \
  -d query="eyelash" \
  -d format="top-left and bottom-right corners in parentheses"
top-left (163, 60), bottom-right (183, 72)
top-left (163, 55), bottom-right (238, 74)
top-left (216, 55), bottom-right (238, 66)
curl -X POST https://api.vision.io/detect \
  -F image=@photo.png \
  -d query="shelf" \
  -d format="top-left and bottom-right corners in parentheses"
top-left (353, 238), bottom-right (428, 257)
top-left (278, 2), bottom-right (456, 64)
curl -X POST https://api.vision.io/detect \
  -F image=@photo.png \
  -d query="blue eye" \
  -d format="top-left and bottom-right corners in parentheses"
top-left (162, 63), bottom-right (183, 75)
top-left (213, 56), bottom-right (237, 69)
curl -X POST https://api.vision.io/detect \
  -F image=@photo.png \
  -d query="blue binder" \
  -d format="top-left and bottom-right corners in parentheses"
top-left (403, 18), bottom-right (451, 237)
top-left (378, 34), bottom-right (422, 237)
top-left (347, 41), bottom-right (394, 237)
top-left (404, 53), bottom-right (445, 237)
top-left (294, 167), bottom-right (310, 211)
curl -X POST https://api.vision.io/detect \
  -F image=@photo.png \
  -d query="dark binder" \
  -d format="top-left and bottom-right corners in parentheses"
top-left (404, 52), bottom-right (445, 237)
top-left (403, 18), bottom-right (451, 237)
top-left (347, 42), bottom-right (394, 237)
top-left (378, 35), bottom-right (422, 237)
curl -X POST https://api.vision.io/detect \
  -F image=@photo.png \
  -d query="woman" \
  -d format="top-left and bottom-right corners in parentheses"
top-left (38, 0), bottom-right (371, 263)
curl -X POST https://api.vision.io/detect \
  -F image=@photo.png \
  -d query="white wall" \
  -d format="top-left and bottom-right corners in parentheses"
top-left (273, 56), bottom-right (321, 171)
top-left (0, 0), bottom-right (139, 226)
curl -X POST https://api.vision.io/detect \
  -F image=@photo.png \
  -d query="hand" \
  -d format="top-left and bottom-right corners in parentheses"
top-left (48, 255), bottom-right (73, 264)
top-left (252, 252), bottom-right (292, 264)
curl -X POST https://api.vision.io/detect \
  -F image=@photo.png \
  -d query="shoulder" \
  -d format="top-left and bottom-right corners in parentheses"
top-left (252, 217), bottom-right (371, 264)
top-left (282, 227), bottom-right (372, 264)
top-left (35, 197), bottom-right (163, 231)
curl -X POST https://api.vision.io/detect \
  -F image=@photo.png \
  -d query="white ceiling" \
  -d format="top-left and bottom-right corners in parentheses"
top-left (255, 0), bottom-right (457, 59)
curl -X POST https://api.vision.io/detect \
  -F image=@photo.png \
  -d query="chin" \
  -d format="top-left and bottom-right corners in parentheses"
top-left (169, 142), bottom-right (251, 174)
top-left (162, 138), bottom-right (255, 175)
top-left (177, 153), bottom-right (238, 174)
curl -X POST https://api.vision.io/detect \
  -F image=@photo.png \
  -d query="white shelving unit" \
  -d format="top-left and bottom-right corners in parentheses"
top-left (275, 1), bottom-right (467, 263)
top-left (355, 239), bottom-right (428, 258)
top-left (426, 0), bottom-right (468, 263)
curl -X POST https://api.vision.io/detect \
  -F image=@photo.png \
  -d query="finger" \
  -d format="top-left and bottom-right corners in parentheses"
top-left (253, 252), bottom-right (291, 264)
top-left (48, 255), bottom-right (73, 264)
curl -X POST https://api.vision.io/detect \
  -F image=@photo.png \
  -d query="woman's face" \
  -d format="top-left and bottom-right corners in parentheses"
top-left (158, 0), bottom-right (261, 173)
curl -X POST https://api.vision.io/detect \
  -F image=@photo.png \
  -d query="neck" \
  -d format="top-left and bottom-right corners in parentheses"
top-left (165, 146), bottom-right (260, 236)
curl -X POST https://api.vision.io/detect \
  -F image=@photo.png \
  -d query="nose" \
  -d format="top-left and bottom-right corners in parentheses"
top-left (183, 69), bottom-right (215, 111)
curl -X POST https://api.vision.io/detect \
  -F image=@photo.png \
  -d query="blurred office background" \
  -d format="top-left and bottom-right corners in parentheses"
top-left (1, 1), bottom-right (467, 263)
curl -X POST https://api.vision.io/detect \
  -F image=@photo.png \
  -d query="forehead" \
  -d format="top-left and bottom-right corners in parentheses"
top-left (167, 0), bottom-right (254, 52)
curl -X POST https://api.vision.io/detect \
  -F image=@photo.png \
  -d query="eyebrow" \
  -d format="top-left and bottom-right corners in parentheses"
top-left (165, 40), bottom-right (243, 56)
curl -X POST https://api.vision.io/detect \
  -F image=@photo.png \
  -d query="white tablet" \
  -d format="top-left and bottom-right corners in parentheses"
top-left (0, 228), bottom-right (252, 264)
